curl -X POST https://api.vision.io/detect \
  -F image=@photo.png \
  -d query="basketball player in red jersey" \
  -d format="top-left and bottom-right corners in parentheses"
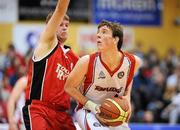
top-left (22, 0), bottom-right (78, 130)
top-left (65, 20), bottom-right (142, 130)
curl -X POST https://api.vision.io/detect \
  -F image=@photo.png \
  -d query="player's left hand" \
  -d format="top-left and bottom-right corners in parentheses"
top-left (118, 95), bottom-right (128, 100)
top-left (119, 96), bottom-right (132, 122)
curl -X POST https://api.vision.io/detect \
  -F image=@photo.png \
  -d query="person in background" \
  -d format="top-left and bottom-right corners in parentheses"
top-left (7, 76), bottom-right (27, 130)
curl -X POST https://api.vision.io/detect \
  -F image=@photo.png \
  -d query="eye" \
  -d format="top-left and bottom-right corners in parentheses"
top-left (102, 30), bottom-right (106, 34)
top-left (65, 24), bottom-right (69, 27)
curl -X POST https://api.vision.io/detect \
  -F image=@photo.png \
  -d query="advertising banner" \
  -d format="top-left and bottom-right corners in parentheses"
top-left (92, 0), bottom-right (162, 26)
top-left (13, 24), bottom-right (44, 55)
top-left (19, 0), bottom-right (89, 21)
top-left (77, 25), bottom-right (134, 53)
top-left (19, 0), bottom-right (56, 20)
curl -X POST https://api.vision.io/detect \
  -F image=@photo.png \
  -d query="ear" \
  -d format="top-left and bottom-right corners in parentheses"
top-left (114, 36), bottom-right (119, 44)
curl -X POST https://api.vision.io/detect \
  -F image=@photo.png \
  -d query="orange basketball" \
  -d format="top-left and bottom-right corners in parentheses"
top-left (99, 97), bottom-right (130, 126)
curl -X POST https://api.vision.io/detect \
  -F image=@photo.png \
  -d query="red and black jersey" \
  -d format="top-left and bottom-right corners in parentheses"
top-left (25, 43), bottom-right (78, 110)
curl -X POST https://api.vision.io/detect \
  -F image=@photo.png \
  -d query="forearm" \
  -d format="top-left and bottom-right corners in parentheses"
top-left (65, 86), bottom-right (98, 114)
top-left (65, 86), bottom-right (88, 105)
top-left (51, 0), bottom-right (70, 26)
top-left (7, 100), bottom-right (16, 123)
top-left (56, 0), bottom-right (70, 12)
top-left (40, 0), bottom-right (70, 42)
top-left (46, 0), bottom-right (69, 34)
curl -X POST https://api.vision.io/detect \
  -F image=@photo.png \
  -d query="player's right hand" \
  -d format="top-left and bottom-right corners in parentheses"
top-left (95, 104), bottom-right (101, 113)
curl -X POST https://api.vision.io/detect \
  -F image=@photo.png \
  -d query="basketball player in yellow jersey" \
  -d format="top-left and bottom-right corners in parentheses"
top-left (65, 20), bottom-right (142, 130)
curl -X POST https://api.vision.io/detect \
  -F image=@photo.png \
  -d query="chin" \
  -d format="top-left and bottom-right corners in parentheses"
top-left (97, 48), bottom-right (103, 52)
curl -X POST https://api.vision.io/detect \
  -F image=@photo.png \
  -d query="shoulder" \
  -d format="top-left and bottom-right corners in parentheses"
top-left (79, 52), bottom-right (98, 63)
top-left (124, 51), bottom-right (142, 74)
top-left (70, 55), bottom-right (90, 76)
top-left (134, 55), bottom-right (143, 66)
top-left (18, 76), bottom-right (28, 85)
top-left (65, 46), bottom-right (79, 61)
top-left (133, 54), bottom-right (143, 74)
top-left (33, 39), bottom-right (58, 61)
top-left (74, 55), bottom-right (90, 71)
top-left (13, 76), bottom-right (27, 91)
top-left (78, 55), bottom-right (90, 64)
top-left (63, 45), bottom-right (71, 49)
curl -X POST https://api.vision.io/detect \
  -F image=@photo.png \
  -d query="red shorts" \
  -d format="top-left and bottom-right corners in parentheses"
top-left (22, 100), bottom-right (76, 130)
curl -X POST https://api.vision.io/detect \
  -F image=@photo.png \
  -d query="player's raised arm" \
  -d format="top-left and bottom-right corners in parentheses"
top-left (40, 0), bottom-right (70, 44)
top-left (34, 0), bottom-right (70, 59)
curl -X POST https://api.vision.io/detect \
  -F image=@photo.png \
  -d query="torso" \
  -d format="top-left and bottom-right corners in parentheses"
top-left (82, 52), bottom-right (135, 104)
top-left (26, 43), bottom-right (78, 110)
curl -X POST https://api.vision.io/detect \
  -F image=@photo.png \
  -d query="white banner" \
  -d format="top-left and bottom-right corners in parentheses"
top-left (13, 24), bottom-right (44, 55)
top-left (77, 26), bottom-right (98, 53)
top-left (0, 0), bottom-right (18, 23)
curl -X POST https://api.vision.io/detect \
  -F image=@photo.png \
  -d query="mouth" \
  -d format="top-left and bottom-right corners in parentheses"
top-left (97, 40), bottom-right (101, 44)
top-left (97, 41), bottom-right (102, 47)
top-left (61, 31), bottom-right (67, 34)
top-left (61, 32), bottom-right (67, 36)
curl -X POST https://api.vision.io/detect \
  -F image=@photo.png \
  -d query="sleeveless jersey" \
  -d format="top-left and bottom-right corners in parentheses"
top-left (82, 52), bottom-right (135, 104)
top-left (25, 43), bottom-right (78, 110)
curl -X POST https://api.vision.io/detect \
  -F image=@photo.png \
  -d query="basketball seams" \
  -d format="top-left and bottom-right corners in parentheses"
top-left (106, 98), bottom-right (125, 114)
top-left (100, 105), bottom-right (119, 119)
top-left (100, 98), bottom-right (129, 123)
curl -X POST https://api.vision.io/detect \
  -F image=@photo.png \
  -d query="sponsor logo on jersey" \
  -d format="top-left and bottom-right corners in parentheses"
top-left (95, 85), bottom-right (123, 93)
top-left (98, 71), bottom-right (106, 79)
top-left (117, 71), bottom-right (125, 79)
top-left (56, 63), bottom-right (69, 80)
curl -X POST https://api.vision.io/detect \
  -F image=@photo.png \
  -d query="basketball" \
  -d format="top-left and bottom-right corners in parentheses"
top-left (99, 97), bottom-right (130, 126)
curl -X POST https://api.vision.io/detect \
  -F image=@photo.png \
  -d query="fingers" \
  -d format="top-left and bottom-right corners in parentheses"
top-left (95, 105), bottom-right (101, 113)
top-left (119, 95), bottom-right (127, 99)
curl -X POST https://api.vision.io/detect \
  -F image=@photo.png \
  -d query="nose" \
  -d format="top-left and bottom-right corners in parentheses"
top-left (63, 25), bottom-right (67, 30)
top-left (97, 33), bottom-right (101, 39)
top-left (61, 24), bottom-right (67, 30)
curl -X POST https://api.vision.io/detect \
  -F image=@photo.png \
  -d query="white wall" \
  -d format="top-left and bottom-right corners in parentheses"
top-left (0, 0), bottom-right (18, 23)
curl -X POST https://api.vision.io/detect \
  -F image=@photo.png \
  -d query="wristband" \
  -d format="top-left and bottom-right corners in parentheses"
top-left (84, 100), bottom-right (98, 114)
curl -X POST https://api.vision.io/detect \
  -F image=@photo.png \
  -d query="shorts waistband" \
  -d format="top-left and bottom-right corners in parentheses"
top-left (25, 100), bottom-right (68, 112)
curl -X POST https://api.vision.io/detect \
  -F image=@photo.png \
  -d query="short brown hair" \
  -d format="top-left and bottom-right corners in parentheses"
top-left (98, 20), bottom-right (123, 51)
top-left (45, 11), bottom-right (70, 24)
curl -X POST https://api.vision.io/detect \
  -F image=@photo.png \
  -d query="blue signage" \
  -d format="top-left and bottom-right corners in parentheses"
top-left (92, 0), bottom-right (162, 26)
top-left (130, 124), bottom-right (180, 130)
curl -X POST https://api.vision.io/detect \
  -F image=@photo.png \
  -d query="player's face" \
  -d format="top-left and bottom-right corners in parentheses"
top-left (97, 26), bottom-right (114, 52)
top-left (56, 19), bottom-right (69, 43)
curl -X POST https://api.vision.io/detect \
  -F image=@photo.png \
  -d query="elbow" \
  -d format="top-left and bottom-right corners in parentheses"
top-left (64, 83), bottom-right (71, 95)
top-left (64, 84), bottom-right (69, 93)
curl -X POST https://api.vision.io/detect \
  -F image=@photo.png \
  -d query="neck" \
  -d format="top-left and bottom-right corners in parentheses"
top-left (58, 37), bottom-right (65, 44)
top-left (101, 50), bottom-right (122, 70)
